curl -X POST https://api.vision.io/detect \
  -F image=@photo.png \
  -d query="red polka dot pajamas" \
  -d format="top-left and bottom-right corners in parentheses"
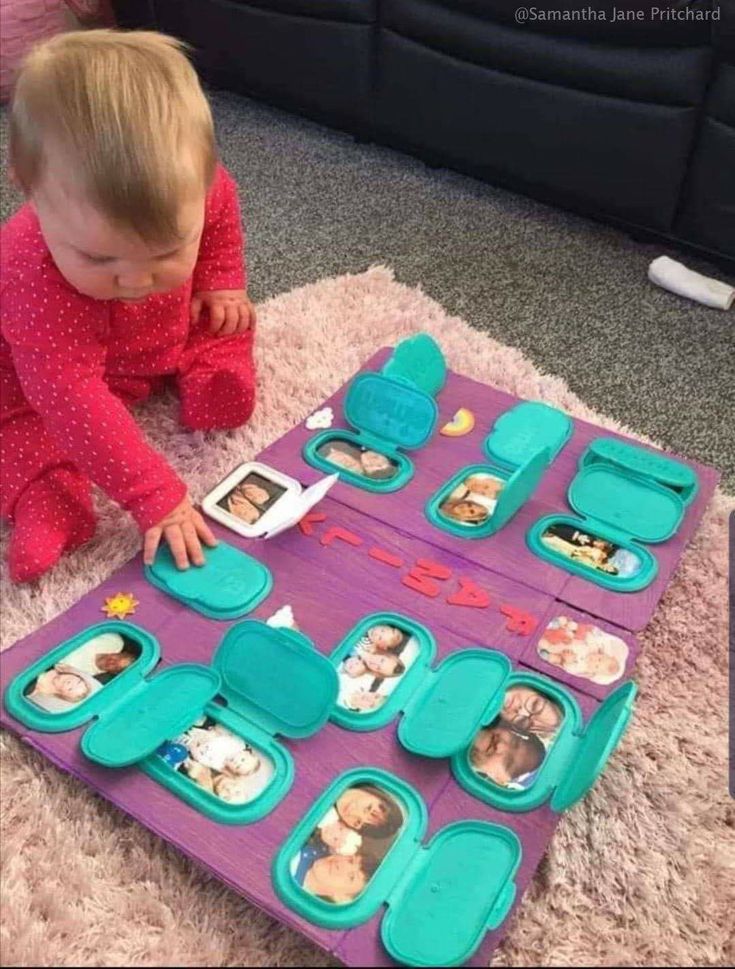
top-left (0, 165), bottom-right (255, 581)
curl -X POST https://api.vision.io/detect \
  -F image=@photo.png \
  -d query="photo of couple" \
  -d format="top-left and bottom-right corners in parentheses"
top-left (540, 523), bottom-right (642, 578)
top-left (537, 615), bottom-right (628, 685)
top-left (24, 631), bottom-right (142, 714)
top-left (290, 783), bottom-right (404, 905)
top-left (218, 471), bottom-right (287, 526)
top-left (469, 685), bottom-right (564, 790)
top-left (336, 623), bottom-right (419, 714)
top-left (156, 716), bottom-right (274, 805)
top-left (439, 471), bottom-right (505, 526)
top-left (318, 439), bottom-right (398, 482)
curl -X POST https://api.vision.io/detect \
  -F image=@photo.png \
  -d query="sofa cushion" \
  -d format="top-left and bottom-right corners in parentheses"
top-left (227, 0), bottom-right (376, 22)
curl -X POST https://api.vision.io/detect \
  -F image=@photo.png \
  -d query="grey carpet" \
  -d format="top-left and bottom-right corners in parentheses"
top-left (2, 90), bottom-right (733, 486)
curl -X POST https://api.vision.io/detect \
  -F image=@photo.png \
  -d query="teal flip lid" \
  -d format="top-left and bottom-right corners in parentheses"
top-left (81, 665), bottom-right (220, 767)
top-left (399, 650), bottom-right (511, 758)
top-left (212, 621), bottom-right (338, 739)
top-left (485, 401), bottom-right (573, 469)
top-left (582, 438), bottom-right (699, 505)
top-left (490, 448), bottom-right (550, 532)
top-left (382, 821), bottom-right (521, 967)
top-left (551, 681), bottom-right (637, 813)
top-left (569, 466), bottom-right (685, 543)
top-left (380, 333), bottom-right (447, 398)
top-left (145, 542), bottom-right (273, 619)
top-left (344, 372), bottom-right (439, 450)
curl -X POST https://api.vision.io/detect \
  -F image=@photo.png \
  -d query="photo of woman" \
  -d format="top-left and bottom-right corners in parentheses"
top-left (540, 524), bottom-right (642, 578)
top-left (290, 783), bottom-right (404, 905)
top-left (317, 440), bottom-right (398, 482)
top-left (24, 631), bottom-right (142, 714)
top-left (439, 472), bottom-right (505, 527)
top-left (217, 471), bottom-right (287, 525)
top-left (336, 623), bottom-right (419, 714)
top-left (468, 685), bottom-right (564, 790)
top-left (537, 616), bottom-right (628, 685)
top-left (156, 717), bottom-right (274, 805)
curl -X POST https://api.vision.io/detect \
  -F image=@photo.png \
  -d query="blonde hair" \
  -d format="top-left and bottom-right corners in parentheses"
top-left (9, 29), bottom-right (217, 242)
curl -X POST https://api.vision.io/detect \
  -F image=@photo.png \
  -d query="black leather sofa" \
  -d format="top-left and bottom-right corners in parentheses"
top-left (112, 0), bottom-right (735, 265)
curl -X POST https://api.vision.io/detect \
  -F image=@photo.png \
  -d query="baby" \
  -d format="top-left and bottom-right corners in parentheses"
top-left (360, 450), bottom-right (395, 479)
top-left (470, 723), bottom-right (546, 787)
top-left (323, 446), bottom-right (363, 475)
top-left (27, 663), bottom-right (101, 712)
top-left (345, 690), bottom-right (386, 713)
top-left (1, 30), bottom-right (257, 582)
top-left (440, 499), bottom-right (489, 525)
top-left (317, 808), bottom-right (363, 856)
top-left (343, 652), bottom-right (405, 679)
top-left (358, 624), bottom-right (404, 653)
top-left (464, 474), bottom-right (503, 500)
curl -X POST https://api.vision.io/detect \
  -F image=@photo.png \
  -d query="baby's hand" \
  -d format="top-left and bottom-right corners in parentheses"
top-left (143, 495), bottom-right (218, 569)
top-left (191, 289), bottom-right (255, 336)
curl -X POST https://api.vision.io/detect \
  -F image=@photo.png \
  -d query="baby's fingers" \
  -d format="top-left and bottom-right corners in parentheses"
top-left (165, 524), bottom-right (190, 570)
top-left (208, 301), bottom-right (227, 334)
top-left (190, 295), bottom-right (203, 324)
top-left (143, 527), bottom-right (162, 566)
top-left (182, 520), bottom-right (205, 567)
top-left (193, 511), bottom-right (218, 548)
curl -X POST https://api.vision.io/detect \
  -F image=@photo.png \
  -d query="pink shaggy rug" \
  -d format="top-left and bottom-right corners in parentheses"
top-left (0, 267), bottom-right (732, 967)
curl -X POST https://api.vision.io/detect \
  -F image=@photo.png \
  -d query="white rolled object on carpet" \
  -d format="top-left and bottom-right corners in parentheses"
top-left (648, 256), bottom-right (734, 310)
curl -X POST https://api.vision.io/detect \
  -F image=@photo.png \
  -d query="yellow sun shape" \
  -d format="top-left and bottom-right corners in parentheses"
top-left (102, 592), bottom-right (139, 620)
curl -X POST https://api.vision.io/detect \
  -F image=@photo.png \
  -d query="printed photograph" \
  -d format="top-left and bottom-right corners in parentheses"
top-left (537, 615), bottom-right (628, 685)
top-left (468, 685), bottom-right (564, 790)
top-left (290, 783), bottom-right (404, 904)
top-left (156, 717), bottom-right (274, 805)
top-left (540, 523), bottom-right (643, 578)
top-left (317, 439), bottom-right (398, 482)
top-left (336, 623), bottom-right (420, 714)
top-left (439, 471), bottom-right (505, 527)
top-left (24, 631), bottom-right (143, 714)
top-left (217, 471), bottom-right (287, 525)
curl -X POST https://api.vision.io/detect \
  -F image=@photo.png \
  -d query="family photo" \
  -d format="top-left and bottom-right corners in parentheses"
top-left (336, 622), bottom-right (420, 714)
top-left (469, 685), bottom-right (565, 790)
top-left (156, 717), bottom-right (274, 806)
top-left (24, 632), bottom-right (142, 714)
top-left (537, 616), bottom-right (628, 685)
top-left (318, 439), bottom-right (398, 482)
top-left (217, 470), bottom-right (287, 526)
top-left (540, 523), bottom-right (643, 578)
top-left (290, 783), bottom-right (404, 905)
top-left (438, 471), bottom-right (505, 526)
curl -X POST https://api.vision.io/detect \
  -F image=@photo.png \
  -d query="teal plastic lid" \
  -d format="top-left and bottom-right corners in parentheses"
top-left (344, 372), bottom-right (438, 451)
top-left (485, 401), bottom-right (572, 469)
top-left (81, 665), bottom-right (220, 767)
top-left (399, 650), bottom-right (510, 758)
top-left (145, 542), bottom-right (273, 619)
top-left (490, 448), bottom-right (550, 532)
top-left (570, 466), bottom-right (684, 543)
top-left (382, 821), bottom-right (521, 967)
top-left (582, 438), bottom-right (699, 505)
top-left (551, 681), bottom-right (637, 812)
top-left (212, 620), bottom-right (338, 739)
top-left (381, 333), bottom-right (447, 397)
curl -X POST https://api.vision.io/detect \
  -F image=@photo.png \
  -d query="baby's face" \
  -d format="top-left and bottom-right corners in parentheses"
top-left (466, 476), bottom-right (502, 498)
top-left (347, 691), bottom-right (384, 712)
top-left (32, 165), bottom-right (205, 301)
top-left (584, 651), bottom-right (620, 677)
top-left (327, 449), bottom-right (363, 474)
top-left (320, 820), bottom-right (359, 853)
top-left (363, 653), bottom-right (399, 678)
top-left (361, 450), bottom-right (391, 475)
top-left (451, 501), bottom-right (487, 523)
top-left (225, 749), bottom-right (260, 776)
top-left (213, 776), bottom-right (250, 804)
top-left (368, 625), bottom-right (402, 651)
top-left (344, 657), bottom-right (367, 678)
top-left (54, 672), bottom-right (89, 701)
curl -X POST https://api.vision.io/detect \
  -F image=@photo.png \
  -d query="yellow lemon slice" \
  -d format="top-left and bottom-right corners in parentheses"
top-left (441, 408), bottom-right (475, 437)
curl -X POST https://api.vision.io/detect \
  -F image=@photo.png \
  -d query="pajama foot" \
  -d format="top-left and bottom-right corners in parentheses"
top-left (8, 468), bottom-right (96, 583)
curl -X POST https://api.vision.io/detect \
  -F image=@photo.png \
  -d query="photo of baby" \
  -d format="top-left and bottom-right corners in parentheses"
top-left (156, 717), bottom-right (274, 805)
top-left (317, 440), bottom-right (398, 482)
top-left (290, 783), bottom-right (404, 905)
top-left (439, 472), bottom-right (505, 527)
top-left (468, 685), bottom-right (564, 790)
top-left (540, 523), bottom-right (642, 578)
top-left (24, 631), bottom-right (142, 714)
top-left (217, 471), bottom-right (287, 525)
top-left (336, 623), bottom-right (420, 715)
top-left (537, 616), bottom-right (628, 685)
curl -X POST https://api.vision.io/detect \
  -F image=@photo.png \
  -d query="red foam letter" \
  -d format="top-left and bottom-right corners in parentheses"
top-left (500, 604), bottom-right (539, 636)
top-left (368, 547), bottom-right (404, 568)
top-left (320, 526), bottom-right (364, 548)
top-left (447, 578), bottom-right (491, 609)
top-left (298, 511), bottom-right (326, 536)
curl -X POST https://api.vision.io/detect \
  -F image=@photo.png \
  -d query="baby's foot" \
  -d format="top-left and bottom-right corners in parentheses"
top-left (9, 467), bottom-right (96, 583)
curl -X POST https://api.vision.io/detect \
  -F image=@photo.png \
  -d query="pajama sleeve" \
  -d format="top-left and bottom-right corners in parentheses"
top-left (3, 278), bottom-right (187, 531)
top-left (191, 164), bottom-right (247, 293)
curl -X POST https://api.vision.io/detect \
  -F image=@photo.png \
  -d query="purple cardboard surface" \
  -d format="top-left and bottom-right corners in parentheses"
top-left (267, 350), bottom-right (719, 632)
top-left (0, 351), bottom-right (718, 967)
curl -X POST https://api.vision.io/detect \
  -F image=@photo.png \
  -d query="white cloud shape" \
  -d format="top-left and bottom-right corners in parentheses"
top-left (306, 406), bottom-right (334, 430)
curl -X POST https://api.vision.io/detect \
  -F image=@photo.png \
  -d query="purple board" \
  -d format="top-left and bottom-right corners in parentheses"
top-left (0, 352), bottom-right (718, 967)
